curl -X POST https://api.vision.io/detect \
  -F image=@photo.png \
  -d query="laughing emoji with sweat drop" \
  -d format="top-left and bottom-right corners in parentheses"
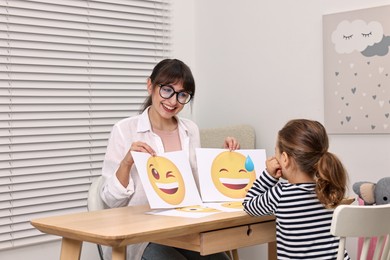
top-left (211, 151), bottom-right (256, 199)
top-left (147, 156), bottom-right (186, 205)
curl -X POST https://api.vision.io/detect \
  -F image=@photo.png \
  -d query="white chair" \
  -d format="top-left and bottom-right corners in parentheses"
top-left (87, 176), bottom-right (106, 260)
top-left (87, 176), bottom-right (106, 212)
top-left (330, 204), bottom-right (390, 260)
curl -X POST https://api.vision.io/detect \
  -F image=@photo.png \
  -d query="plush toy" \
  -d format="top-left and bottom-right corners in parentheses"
top-left (352, 177), bottom-right (390, 259)
top-left (353, 177), bottom-right (390, 205)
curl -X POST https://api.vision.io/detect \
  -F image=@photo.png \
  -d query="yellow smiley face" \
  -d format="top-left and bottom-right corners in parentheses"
top-left (147, 156), bottom-right (185, 205)
top-left (211, 151), bottom-right (256, 199)
top-left (221, 201), bottom-right (244, 210)
top-left (176, 205), bottom-right (219, 213)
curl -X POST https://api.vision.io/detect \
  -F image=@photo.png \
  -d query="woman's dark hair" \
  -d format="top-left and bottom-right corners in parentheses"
top-left (277, 119), bottom-right (348, 208)
top-left (140, 59), bottom-right (195, 112)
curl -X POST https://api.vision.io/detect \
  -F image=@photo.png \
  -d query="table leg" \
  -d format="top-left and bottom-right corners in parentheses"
top-left (60, 237), bottom-right (82, 260)
top-left (268, 241), bottom-right (277, 260)
top-left (225, 249), bottom-right (239, 260)
top-left (112, 246), bottom-right (126, 260)
top-left (232, 249), bottom-right (239, 260)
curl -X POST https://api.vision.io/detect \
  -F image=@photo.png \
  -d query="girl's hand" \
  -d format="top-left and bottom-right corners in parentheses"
top-left (265, 156), bottom-right (282, 179)
top-left (223, 136), bottom-right (240, 151)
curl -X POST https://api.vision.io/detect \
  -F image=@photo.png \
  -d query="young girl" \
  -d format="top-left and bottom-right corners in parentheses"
top-left (243, 119), bottom-right (350, 259)
top-left (100, 59), bottom-right (238, 260)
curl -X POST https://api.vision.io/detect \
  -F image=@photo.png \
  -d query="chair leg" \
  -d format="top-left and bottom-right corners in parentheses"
top-left (97, 244), bottom-right (104, 260)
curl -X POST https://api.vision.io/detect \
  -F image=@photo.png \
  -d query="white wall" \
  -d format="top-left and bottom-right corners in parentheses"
top-left (2, 1), bottom-right (390, 259)
top-left (173, 0), bottom-right (390, 259)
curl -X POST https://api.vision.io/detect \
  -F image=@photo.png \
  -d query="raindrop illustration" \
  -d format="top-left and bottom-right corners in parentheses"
top-left (245, 155), bottom-right (254, 172)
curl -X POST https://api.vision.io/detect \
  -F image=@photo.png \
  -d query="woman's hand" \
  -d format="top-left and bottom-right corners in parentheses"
top-left (223, 136), bottom-right (240, 151)
top-left (122, 141), bottom-right (156, 167)
top-left (265, 156), bottom-right (282, 179)
top-left (116, 141), bottom-right (156, 188)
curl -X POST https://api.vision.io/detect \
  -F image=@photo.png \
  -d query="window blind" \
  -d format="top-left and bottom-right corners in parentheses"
top-left (0, 0), bottom-right (171, 249)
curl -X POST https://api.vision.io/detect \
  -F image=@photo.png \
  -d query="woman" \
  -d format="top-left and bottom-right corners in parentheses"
top-left (101, 59), bottom-right (239, 260)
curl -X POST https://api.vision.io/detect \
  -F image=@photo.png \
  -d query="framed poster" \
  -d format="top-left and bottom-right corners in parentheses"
top-left (323, 5), bottom-right (390, 134)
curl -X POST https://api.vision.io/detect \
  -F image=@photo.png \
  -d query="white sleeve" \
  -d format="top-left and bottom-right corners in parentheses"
top-left (100, 124), bottom-right (134, 208)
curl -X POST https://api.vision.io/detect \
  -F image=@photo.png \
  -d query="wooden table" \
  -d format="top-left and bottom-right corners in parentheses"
top-left (31, 205), bottom-right (276, 260)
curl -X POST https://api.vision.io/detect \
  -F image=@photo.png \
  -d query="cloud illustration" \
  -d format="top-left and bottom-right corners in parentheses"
top-left (361, 36), bottom-right (390, 57)
top-left (331, 20), bottom-right (384, 54)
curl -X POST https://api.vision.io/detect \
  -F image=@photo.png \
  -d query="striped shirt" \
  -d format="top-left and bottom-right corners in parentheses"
top-left (243, 170), bottom-right (350, 260)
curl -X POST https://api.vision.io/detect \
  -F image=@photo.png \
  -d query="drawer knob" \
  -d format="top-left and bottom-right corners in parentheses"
top-left (247, 226), bottom-right (253, 236)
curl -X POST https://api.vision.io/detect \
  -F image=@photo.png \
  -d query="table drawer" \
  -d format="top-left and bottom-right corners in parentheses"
top-left (200, 220), bottom-right (276, 255)
top-left (152, 220), bottom-right (276, 256)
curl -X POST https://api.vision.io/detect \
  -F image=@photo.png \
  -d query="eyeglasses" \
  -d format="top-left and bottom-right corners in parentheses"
top-left (158, 84), bottom-right (193, 104)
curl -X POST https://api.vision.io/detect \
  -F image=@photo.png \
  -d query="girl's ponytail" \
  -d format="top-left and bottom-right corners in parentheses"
top-left (316, 152), bottom-right (347, 208)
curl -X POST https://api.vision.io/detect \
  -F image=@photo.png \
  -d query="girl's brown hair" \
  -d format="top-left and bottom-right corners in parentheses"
top-left (140, 59), bottom-right (195, 112)
top-left (277, 119), bottom-right (348, 208)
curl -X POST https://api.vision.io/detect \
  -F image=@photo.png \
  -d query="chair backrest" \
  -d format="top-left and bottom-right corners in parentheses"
top-left (200, 124), bottom-right (255, 149)
top-left (87, 176), bottom-right (106, 260)
top-left (87, 176), bottom-right (106, 211)
top-left (330, 204), bottom-right (390, 260)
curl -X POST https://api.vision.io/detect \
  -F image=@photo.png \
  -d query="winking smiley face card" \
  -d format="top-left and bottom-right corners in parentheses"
top-left (132, 150), bottom-right (202, 209)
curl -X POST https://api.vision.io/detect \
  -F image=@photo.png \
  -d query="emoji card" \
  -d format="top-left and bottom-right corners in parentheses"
top-left (196, 148), bottom-right (266, 202)
top-left (131, 150), bottom-right (202, 209)
top-left (147, 204), bottom-right (222, 218)
top-left (203, 201), bottom-right (244, 212)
